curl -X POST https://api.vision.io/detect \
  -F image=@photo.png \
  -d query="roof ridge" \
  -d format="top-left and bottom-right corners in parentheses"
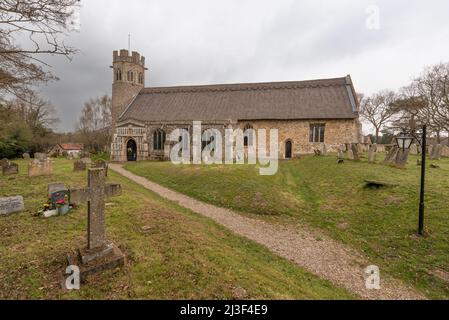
top-left (140, 76), bottom-right (348, 94)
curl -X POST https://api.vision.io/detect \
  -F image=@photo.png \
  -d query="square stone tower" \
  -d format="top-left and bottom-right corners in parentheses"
top-left (111, 49), bottom-right (146, 130)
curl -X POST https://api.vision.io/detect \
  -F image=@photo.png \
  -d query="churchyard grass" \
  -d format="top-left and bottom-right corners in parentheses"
top-left (125, 155), bottom-right (449, 299)
top-left (0, 159), bottom-right (352, 299)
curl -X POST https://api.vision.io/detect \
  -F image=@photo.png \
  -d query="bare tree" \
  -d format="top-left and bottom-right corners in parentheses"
top-left (0, 0), bottom-right (80, 99)
top-left (76, 95), bottom-right (112, 152)
top-left (360, 90), bottom-right (398, 143)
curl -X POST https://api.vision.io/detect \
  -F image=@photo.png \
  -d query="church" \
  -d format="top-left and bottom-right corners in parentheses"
top-left (110, 49), bottom-right (362, 162)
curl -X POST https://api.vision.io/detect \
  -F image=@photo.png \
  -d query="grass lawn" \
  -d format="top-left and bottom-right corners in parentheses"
top-left (125, 154), bottom-right (449, 299)
top-left (0, 158), bottom-right (353, 299)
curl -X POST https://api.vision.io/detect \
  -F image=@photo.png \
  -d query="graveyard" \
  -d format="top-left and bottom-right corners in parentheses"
top-left (124, 154), bottom-right (449, 299)
top-left (0, 158), bottom-right (354, 299)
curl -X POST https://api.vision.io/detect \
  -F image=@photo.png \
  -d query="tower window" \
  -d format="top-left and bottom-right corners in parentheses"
top-left (138, 72), bottom-right (143, 84)
top-left (127, 71), bottom-right (134, 82)
top-left (115, 68), bottom-right (122, 81)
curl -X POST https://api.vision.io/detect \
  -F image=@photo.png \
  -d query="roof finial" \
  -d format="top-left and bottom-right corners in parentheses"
top-left (128, 34), bottom-right (131, 52)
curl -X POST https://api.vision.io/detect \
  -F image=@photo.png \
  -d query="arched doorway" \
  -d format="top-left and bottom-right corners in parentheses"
top-left (285, 140), bottom-right (292, 159)
top-left (126, 139), bottom-right (137, 161)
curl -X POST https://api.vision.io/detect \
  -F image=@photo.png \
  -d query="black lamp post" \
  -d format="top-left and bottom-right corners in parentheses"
top-left (395, 126), bottom-right (427, 236)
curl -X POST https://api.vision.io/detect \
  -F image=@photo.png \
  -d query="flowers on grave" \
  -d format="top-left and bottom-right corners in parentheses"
top-left (56, 195), bottom-right (70, 215)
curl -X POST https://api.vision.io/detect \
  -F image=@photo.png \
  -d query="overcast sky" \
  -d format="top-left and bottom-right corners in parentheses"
top-left (35, 0), bottom-right (449, 132)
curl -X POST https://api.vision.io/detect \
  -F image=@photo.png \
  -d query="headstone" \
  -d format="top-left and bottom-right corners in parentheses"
top-left (430, 144), bottom-right (443, 160)
top-left (34, 153), bottom-right (47, 161)
top-left (28, 159), bottom-right (53, 177)
top-left (2, 162), bottom-right (18, 175)
top-left (91, 160), bottom-right (108, 177)
top-left (0, 158), bottom-right (10, 168)
top-left (357, 143), bottom-right (363, 154)
top-left (409, 144), bottom-right (418, 155)
top-left (22, 153), bottom-right (30, 160)
top-left (74, 160), bottom-right (86, 171)
top-left (347, 149), bottom-right (354, 160)
top-left (48, 183), bottom-right (66, 198)
top-left (442, 146), bottom-right (449, 158)
top-left (0, 196), bottom-right (25, 215)
top-left (81, 157), bottom-right (92, 165)
top-left (368, 144), bottom-right (378, 163)
top-left (322, 144), bottom-right (327, 156)
top-left (337, 149), bottom-right (345, 160)
top-left (67, 168), bottom-right (124, 282)
top-left (351, 144), bottom-right (360, 161)
top-left (395, 149), bottom-right (410, 167)
top-left (383, 146), bottom-right (399, 165)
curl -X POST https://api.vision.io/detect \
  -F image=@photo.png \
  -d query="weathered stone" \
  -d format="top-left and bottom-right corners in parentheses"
top-left (22, 153), bottom-right (30, 160)
top-left (81, 157), bottom-right (92, 165)
top-left (351, 144), bottom-right (360, 161)
top-left (91, 159), bottom-right (108, 177)
top-left (383, 146), bottom-right (399, 164)
top-left (0, 158), bottom-right (9, 168)
top-left (2, 162), bottom-right (18, 175)
top-left (410, 144), bottom-right (418, 155)
top-left (395, 149), bottom-right (410, 167)
top-left (66, 168), bottom-right (124, 282)
top-left (34, 152), bottom-right (47, 161)
top-left (0, 196), bottom-right (25, 215)
top-left (430, 144), bottom-right (443, 160)
top-left (442, 146), bottom-right (449, 158)
top-left (368, 144), bottom-right (378, 163)
top-left (73, 160), bottom-right (86, 171)
top-left (28, 159), bottom-right (53, 177)
top-left (48, 183), bottom-right (66, 198)
top-left (347, 149), bottom-right (354, 160)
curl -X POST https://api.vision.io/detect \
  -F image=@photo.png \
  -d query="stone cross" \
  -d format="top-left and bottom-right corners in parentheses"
top-left (69, 168), bottom-right (122, 250)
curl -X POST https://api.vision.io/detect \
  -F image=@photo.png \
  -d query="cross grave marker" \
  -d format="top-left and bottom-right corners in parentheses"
top-left (67, 168), bottom-right (124, 281)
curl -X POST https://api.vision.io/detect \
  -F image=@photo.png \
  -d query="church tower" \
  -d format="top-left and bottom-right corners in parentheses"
top-left (111, 49), bottom-right (146, 129)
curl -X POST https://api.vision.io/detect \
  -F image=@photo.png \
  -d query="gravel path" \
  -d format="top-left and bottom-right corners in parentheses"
top-left (110, 163), bottom-right (424, 300)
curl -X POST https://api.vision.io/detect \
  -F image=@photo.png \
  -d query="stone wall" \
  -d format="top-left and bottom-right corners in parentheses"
top-left (111, 118), bottom-right (360, 161)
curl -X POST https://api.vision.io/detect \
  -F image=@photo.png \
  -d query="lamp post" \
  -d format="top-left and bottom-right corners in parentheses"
top-left (395, 126), bottom-right (427, 236)
top-left (418, 125), bottom-right (427, 236)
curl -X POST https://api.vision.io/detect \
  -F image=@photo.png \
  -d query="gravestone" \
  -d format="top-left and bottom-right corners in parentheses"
top-left (28, 159), bottom-right (53, 177)
top-left (92, 160), bottom-right (108, 177)
top-left (347, 149), bottom-right (354, 160)
top-left (0, 196), bottom-right (25, 215)
top-left (368, 144), bottom-right (378, 163)
top-left (22, 153), bottom-right (30, 160)
top-left (430, 144), bottom-right (443, 160)
top-left (1, 158), bottom-right (10, 168)
top-left (442, 146), bottom-right (449, 158)
top-left (410, 144), bottom-right (418, 155)
top-left (81, 157), bottom-right (92, 165)
top-left (74, 160), bottom-right (86, 171)
top-left (34, 153), bottom-right (47, 161)
top-left (351, 144), bottom-right (360, 161)
top-left (48, 183), bottom-right (66, 198)
top-left (395, 149), bottom-right (410, 167)
top-left (67, 168), bottom-right (124, 281)
top-left (322, 144), bottom-right (327, 156)
top-left (383, 146), bottom-right (399, 165)
top-left (337, 148), bottom-right (345, 160)
top-left (2, 162), bottom-right (18, 175)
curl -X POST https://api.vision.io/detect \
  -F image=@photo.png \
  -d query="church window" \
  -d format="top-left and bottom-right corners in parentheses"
top-left (127, 70), bottom-right (134, 82)
top-left (153, 130), bottom-right (166, 150)
top-left (116, 68), bottom-right (122, 81)
top-left (309, 124), bottom-right (325, 143)
top-left (138, 73), bottom-right (143, 84)
top-left (243, 124), bottom-right (254, 146)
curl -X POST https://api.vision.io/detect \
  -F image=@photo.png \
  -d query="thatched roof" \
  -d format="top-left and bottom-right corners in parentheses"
top-left (119, 75), bottom-right (359, 123)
